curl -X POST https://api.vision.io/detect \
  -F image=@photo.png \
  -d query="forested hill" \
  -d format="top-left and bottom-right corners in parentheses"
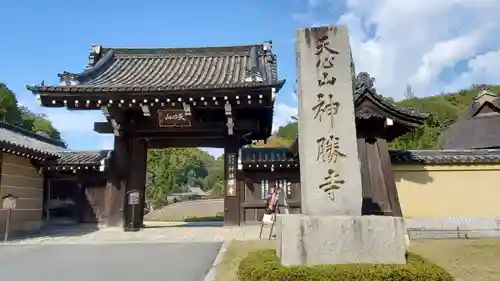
top-left (269, 84), bottom-right (500, 150)
top-left (0, 83), bottom-right (63, 142)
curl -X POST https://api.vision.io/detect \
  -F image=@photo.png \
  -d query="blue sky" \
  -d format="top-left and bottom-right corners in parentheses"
top-left (2, 0), bottom-right (500, 156)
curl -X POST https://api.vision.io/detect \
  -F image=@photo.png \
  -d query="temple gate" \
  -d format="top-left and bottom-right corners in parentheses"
top-left (28, 42), bottom-right (285, 230)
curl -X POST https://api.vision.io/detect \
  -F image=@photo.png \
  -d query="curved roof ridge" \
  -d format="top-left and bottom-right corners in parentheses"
top-left (57, 49), bottom-right (116, 83)
top-left (102, 43), bottom-right (269, 57)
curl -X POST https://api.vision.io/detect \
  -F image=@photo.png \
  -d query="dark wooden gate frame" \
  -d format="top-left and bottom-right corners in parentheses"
top-left (27, 43), bottom-right (286, 230)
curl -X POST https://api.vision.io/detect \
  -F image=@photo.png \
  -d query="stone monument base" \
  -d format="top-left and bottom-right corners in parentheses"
top-left (276, 214), bottom-right (407, 266)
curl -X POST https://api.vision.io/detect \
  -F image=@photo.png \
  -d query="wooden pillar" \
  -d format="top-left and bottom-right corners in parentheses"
top-left (106, 136), bottom-right (130, 227)
top-left (123, 138), bottom-right (147, 231)
top-left (139, 145), bottom-right (148, 228)
top-left (376, 138), bottom-right (402, 217)
top-left (0, 152), bottom-right (3, 195)
top-left (237, 167), bottom-right (246, 224)
top-left (358, 136), bottom-right (402, 217)
top-left (224, 136), bottom-right (240, 226)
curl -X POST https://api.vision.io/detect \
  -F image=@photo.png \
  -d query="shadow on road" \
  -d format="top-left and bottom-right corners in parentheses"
top-left (0, 223), bottom-right (99, 243)
top-left (145, 221), bottom-right (224, 229)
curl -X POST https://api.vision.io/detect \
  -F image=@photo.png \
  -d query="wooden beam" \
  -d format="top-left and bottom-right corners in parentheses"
top-left (95, 119), bottom-right (260, 135)
top-left (39, 90), bottom-right (275, 110)
top-left (133, 118), bottom-right (259, 132)
top-left (94, 122), bottom-right (113, 134)
top-left (147, 138), bottom-right (225, 148)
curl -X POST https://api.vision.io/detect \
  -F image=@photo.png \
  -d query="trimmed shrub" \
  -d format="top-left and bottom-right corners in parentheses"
top-left (183, 215), bottom-right (224, 222)
top-left (238, 249), bottom-right (454, 281)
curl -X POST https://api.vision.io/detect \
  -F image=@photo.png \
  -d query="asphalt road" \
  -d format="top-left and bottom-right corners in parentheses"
top-left (0, 242), bottom-right (222, 281)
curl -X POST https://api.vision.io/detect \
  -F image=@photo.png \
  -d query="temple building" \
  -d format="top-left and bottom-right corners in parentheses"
top-left (0, 122), bottom-right (110, 237)
top-left (439, 86), bottom-right (500, 149)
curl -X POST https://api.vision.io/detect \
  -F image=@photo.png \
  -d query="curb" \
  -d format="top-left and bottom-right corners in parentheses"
top-left (202, 240), bottom-right (230, 281)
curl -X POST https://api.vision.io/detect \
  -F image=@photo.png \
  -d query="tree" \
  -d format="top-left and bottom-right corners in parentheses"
top-left (146, 148), bottom-right (224, 207)
top-left (0, 83), bottom-right (64, 143)
top-left (276, 122), bottom-right (298, 140)
top-left (404, 84), bottom-right (415, 99)
top-left (0, 83), bottom-right (23, 125)
top-left (19, 106), bottom-right (64, 143)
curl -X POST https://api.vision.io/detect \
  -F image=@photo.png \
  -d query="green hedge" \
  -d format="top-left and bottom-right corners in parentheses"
top-left (183, 215), bottom-right (224, 222)
top-left (238, 249), bottom-right (454, 281)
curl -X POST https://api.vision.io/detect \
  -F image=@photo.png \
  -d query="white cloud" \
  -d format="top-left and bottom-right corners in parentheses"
top-left (444, 50), bottom-right (500, 91)
top-left (273, 102), bottom-right (298, 131)
top-left (300, 0), bottom-right (500, 99)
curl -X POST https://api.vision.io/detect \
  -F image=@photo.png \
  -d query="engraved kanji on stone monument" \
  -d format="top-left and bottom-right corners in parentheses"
top-left (276, 26), bottom-right (407, 267)
top-left (312, 93), bottom-right (339, 128)
top-left (296, 26), bottom-right (363, 216)
top-left (318, 168), bottom-right (345, 200)
top-left (316, 134), bottom-right (346, 163)
top-left (315, 35), bottom-right (340, 86)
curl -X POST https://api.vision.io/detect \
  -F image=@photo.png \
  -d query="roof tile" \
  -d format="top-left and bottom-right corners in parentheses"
top-left (29, 44), bottom-right (284, 93)
top-left (0, 122), bottom-right (66, 156)
top-left (242, 147), bottom-right (500, 165)
top-left (46, 150), bottom-right (112, 166)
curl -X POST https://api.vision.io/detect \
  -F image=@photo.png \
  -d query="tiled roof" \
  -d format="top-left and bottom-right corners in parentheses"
top-left (389, 149), bottom-right (500, 164)
top-left (0, 122), bottom-right (111, 168)
top-left (0, 122), bottom-right (66, 157)
top-left (49, 150), bottom-right (112, 166)
top-left (243, 147), bottom-right (500, 165)
top-left (241, 147), bottom-right (296, 163)
top-left (28, 43), bottom-right (285, 94)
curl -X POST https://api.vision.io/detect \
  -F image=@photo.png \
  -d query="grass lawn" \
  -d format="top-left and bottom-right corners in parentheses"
top-left (215, 238), bottom-right (500, 281)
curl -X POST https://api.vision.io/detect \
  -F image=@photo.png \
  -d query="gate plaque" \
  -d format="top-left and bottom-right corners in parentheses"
top-left (157, 109), bottom-right (192, 128)
top-left (226, 153), bottom-right (237, 197)
top-left (128, 190), bottom-right (140, 205)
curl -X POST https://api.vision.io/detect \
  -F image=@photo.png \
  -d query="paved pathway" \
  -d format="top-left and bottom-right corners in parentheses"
top-left (0, 222), bottom-right (265, 281)
top-left (3, 221), bottom-right (263, 245)
top-left (0, 242), bottom-right (221, 281)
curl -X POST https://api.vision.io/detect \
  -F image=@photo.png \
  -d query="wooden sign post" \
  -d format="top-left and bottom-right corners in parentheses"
top-left (2, 194), bottom-right (18, 242)
top-left (127, 189), bottom-right (140, 231)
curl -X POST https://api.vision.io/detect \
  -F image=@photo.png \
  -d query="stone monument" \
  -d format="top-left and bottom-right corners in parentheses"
top-left (275, 26), bottom-right (407, 266)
